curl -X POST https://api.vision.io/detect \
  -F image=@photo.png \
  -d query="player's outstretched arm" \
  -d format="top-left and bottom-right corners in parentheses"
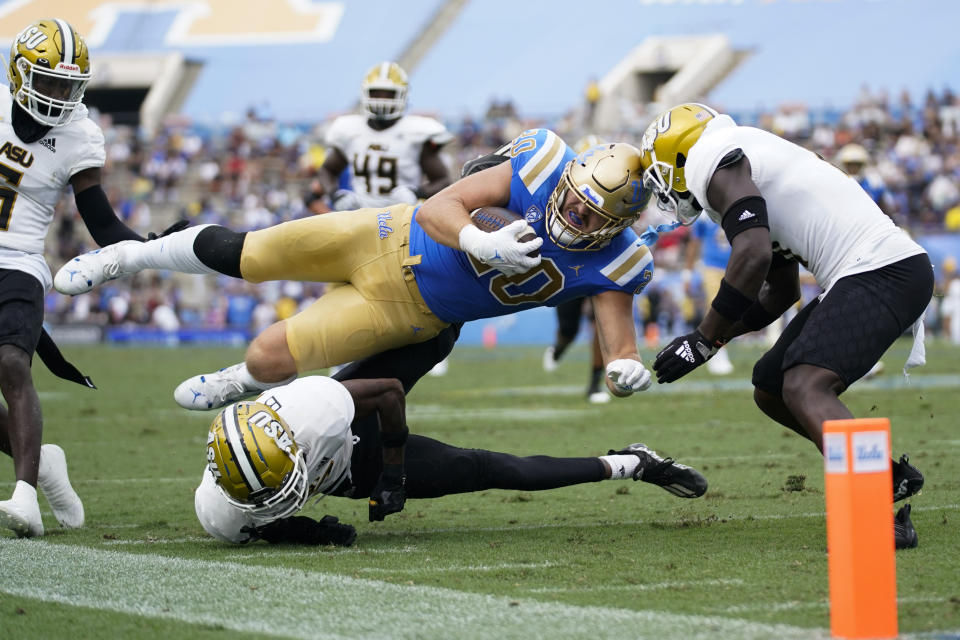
top-left (416, 160), bottom-right (511, 248)
top-left (593, 291), bottom-right (651, 397)
top-left (70, 168), bottom-right (145, 245)
top-left (340, 378), bottom-right (409, 521)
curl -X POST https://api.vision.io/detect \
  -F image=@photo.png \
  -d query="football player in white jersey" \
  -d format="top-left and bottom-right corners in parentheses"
top-left (640, 103), bottom-right (930, 549)
top-left (315, 61), bottom-right (452, 211)
top-left (0, 18), bottom-right (165, 538)
top-left (195, 333), bottom-right (708, 545)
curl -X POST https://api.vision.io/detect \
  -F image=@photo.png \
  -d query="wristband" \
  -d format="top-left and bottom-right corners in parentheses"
top-left (711, 278), bottom-right (754, 322)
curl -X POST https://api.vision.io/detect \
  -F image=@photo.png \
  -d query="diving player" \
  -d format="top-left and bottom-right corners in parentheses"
top-left (56, 130), bottom-right (657, 411)
top-left (315, 61), bottom-right (452, 211)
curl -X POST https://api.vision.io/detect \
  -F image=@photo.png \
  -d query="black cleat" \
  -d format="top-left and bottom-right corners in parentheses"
top-left (892, 454), bottom-right (923, 502)
top-left (608, 443), bottom-right (708, 498)
top-left (894, 504), bottom-right (918, 550)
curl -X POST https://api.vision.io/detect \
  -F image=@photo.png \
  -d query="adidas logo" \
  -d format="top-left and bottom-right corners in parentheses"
top-left (674, 340), bottom-right (696, 364)
top-left (738, 210), bottom-right (755, 221)
top-left (39, 137), bottom-right (56, 153)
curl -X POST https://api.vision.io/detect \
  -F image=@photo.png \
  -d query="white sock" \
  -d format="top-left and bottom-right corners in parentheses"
top-left (600, 454), bottom-right (642, 480)
top-left (12, 480), bottom-right (38, 504)
top-left (234, 362), bottom-right (295, 390)
top-left (123, 224), bottom-right (217, 274)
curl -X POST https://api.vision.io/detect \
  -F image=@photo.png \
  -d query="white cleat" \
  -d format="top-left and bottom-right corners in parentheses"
top-left (38, 444), bottom-right (84, 529)
top-left (706, 349), bottom-right (734, 376)
top-left (542, 346), bottom-right (558, 373)
top-left (428, 358), bottom-right (449, 377)
top-left (53, 240), bottom-right (140, 295)
top-left (0, 496), bottom-right (44, 538)
top-left (174, 363), bottom-right (294, 411)
top-left (588, 390), bottom-right (611, 404)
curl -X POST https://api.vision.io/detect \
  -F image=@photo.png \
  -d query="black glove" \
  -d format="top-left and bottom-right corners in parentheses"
top-left (256, 515), bottom-right (357, 546)
top-left (369, 464), bottom-right (406, 522)
top-left (653, 330), bottom-right (720, 383)
top-left (146, 219), bottom-right (190, 241)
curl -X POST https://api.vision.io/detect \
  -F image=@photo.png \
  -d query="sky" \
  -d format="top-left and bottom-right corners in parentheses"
top-left (0, 0), bottom-right (957, 124)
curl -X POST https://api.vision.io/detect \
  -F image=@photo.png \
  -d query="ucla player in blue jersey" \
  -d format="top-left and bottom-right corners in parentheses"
top-left (55, 130), bottom-right (656, 411)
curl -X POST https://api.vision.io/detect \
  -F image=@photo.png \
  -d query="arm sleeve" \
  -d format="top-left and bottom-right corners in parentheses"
top-left (75, 185), bottom-right (145, 244)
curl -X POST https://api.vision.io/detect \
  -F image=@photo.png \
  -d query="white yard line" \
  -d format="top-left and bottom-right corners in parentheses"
top-left (527, 577), bottom-right (744, 593)
top-left (0, 539), bottom-right (831, 640)
top-left (354, 561), bottom-right (558, 574)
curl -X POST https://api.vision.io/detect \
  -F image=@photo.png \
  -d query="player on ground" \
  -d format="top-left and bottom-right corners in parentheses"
top-left (0, 18), bottom-right (165, 537)
top-left (195, 331), bottom-right (708, 545)
top-left (56, 130), bottom-right (657, 411)
top-left (315, 61), bottom-right (452, 211)
top-left (640, 103), bottom-right (929, 548)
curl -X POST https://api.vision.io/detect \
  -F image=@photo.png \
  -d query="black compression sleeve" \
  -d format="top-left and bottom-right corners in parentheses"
top-left (75, 185), bottom-right (145, 244)
top-left (720, 195), bottom-right (768, 243)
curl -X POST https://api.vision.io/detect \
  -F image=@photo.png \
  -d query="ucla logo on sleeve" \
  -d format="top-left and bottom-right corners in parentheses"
top-left (525, 205), bottom-right (543, 223)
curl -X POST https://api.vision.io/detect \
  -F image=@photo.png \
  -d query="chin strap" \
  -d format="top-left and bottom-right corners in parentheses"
top-left (638, 221), bottom-right (681, 247)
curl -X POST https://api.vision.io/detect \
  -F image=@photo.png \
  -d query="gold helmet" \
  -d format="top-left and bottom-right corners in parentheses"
top-left (361, 61), bottom-right (408, 121)
top-left (206, 402), bottom-right (309, 520)
top-left (5, 18), bottom-right (92, 127)
top-left (546, 142), bottom-right (651, 251)
top-left (639, 103), bottom-right (719, 225)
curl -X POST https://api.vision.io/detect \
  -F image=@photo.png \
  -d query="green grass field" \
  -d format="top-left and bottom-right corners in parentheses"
top-left (1, 339), bottom-right (958, 639)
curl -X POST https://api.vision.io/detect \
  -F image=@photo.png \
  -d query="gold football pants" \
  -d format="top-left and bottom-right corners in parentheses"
top-left (240, 204), bottom-right (449, 371)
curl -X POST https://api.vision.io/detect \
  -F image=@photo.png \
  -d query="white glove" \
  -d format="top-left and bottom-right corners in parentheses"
top-left (606, 359), bottom-right (652, 394)
top-left (389, 185), bottom-right (419, 205)
top-left (458, 220), bottom-right (543, 277)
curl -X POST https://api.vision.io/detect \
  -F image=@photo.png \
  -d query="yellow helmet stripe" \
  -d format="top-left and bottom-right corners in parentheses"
top-left (223, 404), bottom-right (264, 494)
top-left (53, 18), bottom-right (75, 66)
top-left (601, 244), bottom-right (652, 285)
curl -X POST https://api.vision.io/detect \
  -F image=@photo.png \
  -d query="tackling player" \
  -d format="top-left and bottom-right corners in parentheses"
top-left (56, 131), bottom-right (658, 411)
top-left (640, 103), bottom-right (929, 549)
top-left (0, 18), bottom-right (172, 537)
top-left (195, 329), bottom-right (708, 545)
top-left (315, 61), bottom-right (452, 211)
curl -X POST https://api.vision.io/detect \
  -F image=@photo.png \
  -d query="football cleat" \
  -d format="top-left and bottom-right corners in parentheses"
top-left (54, 240), bottom-right (140, 295)
top-left (894, 504), bottom-right (918, 550)
top-left (38, 444), bottom-right (84, 529)
top-left (542, 346), bottom-right (558, 373)
top-left (0, 495), bottom-right (44, 538)
top-left (608, 443), bottom-right (707, 498)
top-left (174, 363), bottom-right (260, 410)
top-left (892, 454), bottom-right (923, 502)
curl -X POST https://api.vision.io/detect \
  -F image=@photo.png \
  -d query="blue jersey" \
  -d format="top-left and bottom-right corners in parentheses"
top-left (408, 128), bottom-right (655, 323)
top-left (692, 217), bottom-right (730, 269)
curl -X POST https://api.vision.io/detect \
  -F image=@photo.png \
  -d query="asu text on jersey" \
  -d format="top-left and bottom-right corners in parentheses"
top-left (407, 129), bottom-right (656, 323)
top-left (0, 90), bottom-right (105, 288)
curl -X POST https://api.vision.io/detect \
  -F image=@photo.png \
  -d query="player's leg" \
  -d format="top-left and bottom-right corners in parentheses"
top-left (543, 297), bottom-right (583, 372)
top-left (0, 272), bottom-right (47, 536)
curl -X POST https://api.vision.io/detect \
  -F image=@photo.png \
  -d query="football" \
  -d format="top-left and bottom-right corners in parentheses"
top-left (469, 207), bottom-right (540, 258)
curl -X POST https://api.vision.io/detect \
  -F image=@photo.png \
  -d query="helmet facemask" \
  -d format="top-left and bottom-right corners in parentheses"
top-left (641, 152), bottom-right (702, 226)
top-left (12, 56), bottom-right (90, 127)
top-left (360, 62), bottom-right (408, 122)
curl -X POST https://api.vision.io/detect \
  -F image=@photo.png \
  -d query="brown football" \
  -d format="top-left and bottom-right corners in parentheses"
top-left (469, 207), bottom-right (540, 258)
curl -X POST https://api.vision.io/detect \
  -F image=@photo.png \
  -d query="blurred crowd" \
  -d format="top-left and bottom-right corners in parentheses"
top-left (46, 85), bottom-right (960, 344)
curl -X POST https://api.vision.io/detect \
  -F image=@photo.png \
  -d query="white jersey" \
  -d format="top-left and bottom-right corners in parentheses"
top-left (194, 376), bottom-right (357, 544)
top-left (0, 91), bottom-right (105, 289)
top-left (685, 116), bottom-right (924, 293)
top-left (325, 113), bottom-right (451, 208)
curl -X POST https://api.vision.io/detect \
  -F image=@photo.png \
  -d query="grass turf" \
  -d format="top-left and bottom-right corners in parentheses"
top-left (1, 339), bottom-right (958, 638)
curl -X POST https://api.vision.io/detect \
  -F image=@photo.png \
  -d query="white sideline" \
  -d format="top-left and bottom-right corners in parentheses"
top-left (0, 539), bottom-right (830, 640)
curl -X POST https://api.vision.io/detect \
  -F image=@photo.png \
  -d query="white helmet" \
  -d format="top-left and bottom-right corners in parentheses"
top-left (360, 61), bottom-right (408, 121)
